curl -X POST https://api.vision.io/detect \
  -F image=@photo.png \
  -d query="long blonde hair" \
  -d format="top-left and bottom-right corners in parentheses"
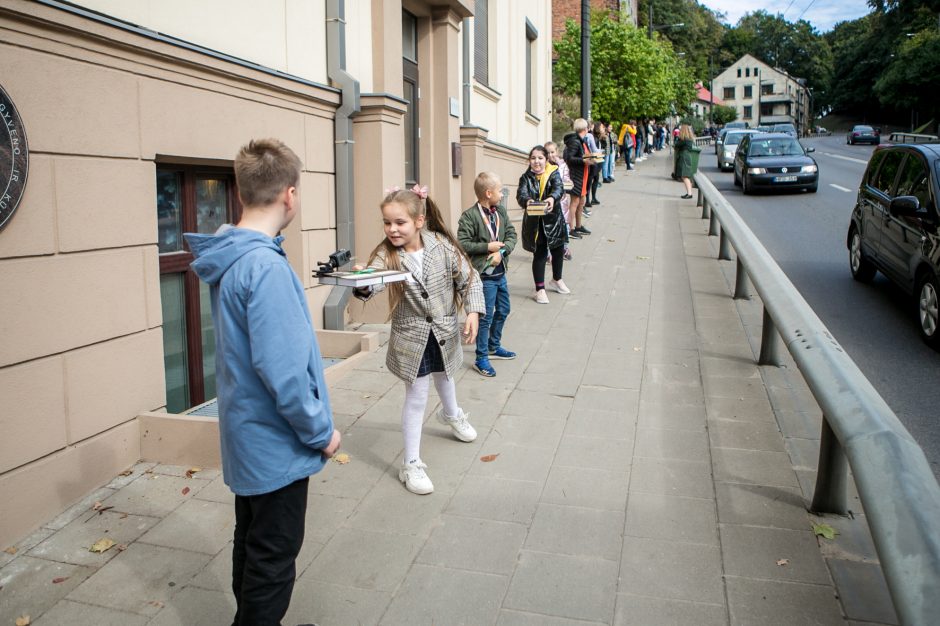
top-left (678, 124), bottom-right (695, 141)
top-left (367, 189), bottom-right (471, 316)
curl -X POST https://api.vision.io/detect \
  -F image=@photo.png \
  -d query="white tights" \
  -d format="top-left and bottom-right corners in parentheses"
top-left (402, 372), bottom-right (460, 464)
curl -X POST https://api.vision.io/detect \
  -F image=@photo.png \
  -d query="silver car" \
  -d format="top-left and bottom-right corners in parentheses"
top-left (717, 130), bottom-right (758, 171)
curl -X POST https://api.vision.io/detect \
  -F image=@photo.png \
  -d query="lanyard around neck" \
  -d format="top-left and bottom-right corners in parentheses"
top-left (478, 203), bottom-right (499, 241)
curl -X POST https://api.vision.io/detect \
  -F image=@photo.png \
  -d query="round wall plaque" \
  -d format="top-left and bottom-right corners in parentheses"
top-left (0, 84), bottom-right (29, 232)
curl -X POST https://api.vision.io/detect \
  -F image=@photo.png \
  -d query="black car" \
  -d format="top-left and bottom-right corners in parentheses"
top-left (847, 143), bottom-right (940, 347)
top-left (848, 125), bottom-right (880, 145)
top-left (733, 133), bottom-right (818, 194)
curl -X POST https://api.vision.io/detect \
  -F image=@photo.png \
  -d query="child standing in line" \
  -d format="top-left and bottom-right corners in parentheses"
top-left (544, 141), bottom-right (573, 261)
top-left (354, 186), bottom-right (485, 495)
top-left (186, 138), bottom-right (340, 625)
top-left (457, 172), bottom-right (518, 378)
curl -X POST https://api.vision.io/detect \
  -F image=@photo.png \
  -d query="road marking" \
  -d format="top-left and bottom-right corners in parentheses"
top-left (823, 152), bottom-right (869, 165)
top-left (830, 184), bottom-right (852, 192)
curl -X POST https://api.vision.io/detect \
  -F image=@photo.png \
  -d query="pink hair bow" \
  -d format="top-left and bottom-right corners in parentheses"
top-left (410, 184), bottom-right (429, 199)
top-left (383, 185), bottom-right (401, 195)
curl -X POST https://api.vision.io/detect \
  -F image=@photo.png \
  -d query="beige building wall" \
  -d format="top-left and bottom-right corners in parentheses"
top-left (68, 0), bottom-right (330, 84)
top-left (0, 0), bottom-right (338, 547)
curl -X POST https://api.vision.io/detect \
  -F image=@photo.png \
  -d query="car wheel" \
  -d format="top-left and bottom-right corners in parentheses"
top-left (918, 272), bottom-right (940, 348)
top-left (849, 227), bottom-right (876, 282)
top-left (742, 173), bottom-right (751, 195)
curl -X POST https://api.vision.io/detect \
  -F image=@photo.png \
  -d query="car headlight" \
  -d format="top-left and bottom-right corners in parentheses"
top-left (747, 167), bottom-right (766, 175)
top-left (801, 164), bottom-right (818, 173)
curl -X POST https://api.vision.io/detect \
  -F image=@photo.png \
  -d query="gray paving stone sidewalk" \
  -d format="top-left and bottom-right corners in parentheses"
top-left (0, 150), bottom-right (898, 625)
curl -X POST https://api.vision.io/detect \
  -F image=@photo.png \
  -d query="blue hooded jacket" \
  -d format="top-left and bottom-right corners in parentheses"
top-left (185, 226), bottom-right (334, 496)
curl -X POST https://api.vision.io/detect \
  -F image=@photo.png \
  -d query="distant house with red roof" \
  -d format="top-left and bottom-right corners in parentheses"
top-left (692, 82), bottom-right (723, 120)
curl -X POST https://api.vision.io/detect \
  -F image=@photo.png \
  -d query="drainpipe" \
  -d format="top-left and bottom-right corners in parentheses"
top-left (324, 0), bottom-right (360, 330)
top-left (462, 18), bottom-right (471, 124)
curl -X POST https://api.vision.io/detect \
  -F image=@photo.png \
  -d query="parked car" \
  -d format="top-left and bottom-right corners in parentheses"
top-left (848, 125), bottom-right (880, 145)
top-left (846, 143), bottom-right (940, 347)
top-left (717, 129), bottom-right (758, 171)
top-left (733, 133), bottom-right (818, 194)
top-left (725, 121), bottom-right (748, 130)
top-left (771, 123), bottom-right (798, 137)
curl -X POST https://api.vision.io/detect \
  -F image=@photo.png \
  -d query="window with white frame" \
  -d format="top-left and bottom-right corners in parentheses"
top-left (525, 18), bottom-right (537, 115)
top-left (474, 0), bottom-right (489, 86)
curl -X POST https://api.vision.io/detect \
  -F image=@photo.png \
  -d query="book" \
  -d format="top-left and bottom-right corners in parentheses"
top-left (315, 269), bottom-right (412, 287)
top-left (525, 201), bottom-right (548, 216)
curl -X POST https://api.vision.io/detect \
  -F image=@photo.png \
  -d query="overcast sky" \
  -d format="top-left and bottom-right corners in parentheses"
top-left (699, 0), bottom-right (873, 32)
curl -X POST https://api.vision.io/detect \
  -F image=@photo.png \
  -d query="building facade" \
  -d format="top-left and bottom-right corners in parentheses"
top-left (552, 0), bottom-right (637, 43)
top-left (0, 0), bottom-right (553, 547)
top-left (712, 54), bottom-right (810, 134)
top-left (691, 82), bottom-right (723, 122)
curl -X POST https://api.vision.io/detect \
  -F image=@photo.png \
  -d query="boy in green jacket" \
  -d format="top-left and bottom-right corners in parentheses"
top-left (457, 172), bottom-right (518, 377)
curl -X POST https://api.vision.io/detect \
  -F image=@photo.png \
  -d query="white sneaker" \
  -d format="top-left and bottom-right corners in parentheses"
top-left (535, 289), bottom-right (550, 304)
top-left (436, 407), bottom-right (477, 442)
top-left (399, 460), bottom-right (434, 494)
top-left (548, 279), bottom-right (571, 294)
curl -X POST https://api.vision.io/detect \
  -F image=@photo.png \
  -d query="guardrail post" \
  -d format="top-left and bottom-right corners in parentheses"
top-left (734, 258), bottom-right (750, 299)
top-left (708, 209), bottom-right (719, 237)
top-left (701, 197), bottom-right (710, 220)
top-left (718, 227), bottom-right (732, 260)
top-left (810, 417), bottom-right (848, 514)
top-left (696, 188), bottom-right (703, 207)
top-left (758, 307), bottom-right (782, 366)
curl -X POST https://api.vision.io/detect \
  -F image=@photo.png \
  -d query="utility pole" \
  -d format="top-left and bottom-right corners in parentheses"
top-left (709, 56), bottom-right (714, 127)
top-left (581, 0), bottom-right (591, 119)
top-left (648, 2), bottom-right (653, 39)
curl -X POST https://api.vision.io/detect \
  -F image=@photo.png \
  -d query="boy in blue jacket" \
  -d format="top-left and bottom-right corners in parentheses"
top-left (186, 138), bottom-right (340, 625)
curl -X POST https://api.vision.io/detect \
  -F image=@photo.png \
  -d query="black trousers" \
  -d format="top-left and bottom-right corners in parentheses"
top-left (532, 229), bottom-right (564, 286)
top-left (232, 477), bottom-right (308, 626)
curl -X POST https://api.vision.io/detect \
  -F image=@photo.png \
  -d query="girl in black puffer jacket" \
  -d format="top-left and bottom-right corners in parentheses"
top-left (518, 145), bottom-right (568, 304)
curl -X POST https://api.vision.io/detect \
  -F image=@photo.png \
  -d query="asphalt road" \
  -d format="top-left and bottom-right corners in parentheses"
top-left (701, 134), bottom-right (940, 479)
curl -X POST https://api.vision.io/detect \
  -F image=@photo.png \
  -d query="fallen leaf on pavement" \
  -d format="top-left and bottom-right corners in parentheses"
top-left (147, 600), bottom-right (165, 609)
top-left (119, 513), bottom-right (128, 519)
top-left (15, 615), bottom-right (30, 626)
top-left (332, 453), bottom-right (350, 464)
top-left (633, 347), bottom-right (642, 352)
top-left (117, 544), bottom-right (128, 552)
top-left (185, 467), bottom-right (202, 478)
top-left (96, 506), bottom-right (114, 515)
top-left (362, 394), bottom-right (372, 399)
top-left (812, 523), bottom-right (838, 540)
top-left (636, 255), bottom-right (650, 260)
top-left (4, 546), bottom-right (17, 555)
top-left (776, 559), bottom-right (789, 567)
top-left (607, 239), bottom-right (616, 242)
top-left (92, 501), bottom-right (104, 511)
top-left (52, 576), bottom-right (69, 584)
top-left (89, 538), bottom-right (115, 553)
top-left (181, 487), bottom-right (191, 496)
top-left (480, 454), bottom-right (500, 463)
top-left (118, 469), bottom-right (133, 477)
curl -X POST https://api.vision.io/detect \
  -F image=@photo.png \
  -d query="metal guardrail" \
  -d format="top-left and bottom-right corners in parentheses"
top-left (693, 172), bottom-right (940, 626)
top-left (694, 135), bottom-right (714, 147)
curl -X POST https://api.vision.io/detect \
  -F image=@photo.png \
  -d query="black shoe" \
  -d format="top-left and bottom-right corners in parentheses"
top-left (584, 200), bottom-right (593, 207)
top-left (575, 225), bottom-right (592, 235)
top-left (681, 193), bottom-right (693, 199)
top-left (568, 229), bottom-right (582, 239)
top-left (592, 198), bottom-right (600, 205)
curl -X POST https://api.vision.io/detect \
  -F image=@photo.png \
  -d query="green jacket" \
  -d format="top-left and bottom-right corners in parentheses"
top-left (675, 139), bottom-right (701, 178)
top-left (457, 202), bottom-right (518, 276)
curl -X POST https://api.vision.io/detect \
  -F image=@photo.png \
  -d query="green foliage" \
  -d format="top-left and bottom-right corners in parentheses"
top-left (827, 1), bottom-right (940, 129)
top-left (637, 0), bottom-right (726, 81)
top-left (710, 104), bottom-right (739, 125)
top-left (681, 116), bottom-right (705, 134)
top-left (553, 11), bottom-right (695, 122)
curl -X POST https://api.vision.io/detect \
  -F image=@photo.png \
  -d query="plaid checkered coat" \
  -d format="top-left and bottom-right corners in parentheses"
top-left (355, 230), bottom-right (485, 383)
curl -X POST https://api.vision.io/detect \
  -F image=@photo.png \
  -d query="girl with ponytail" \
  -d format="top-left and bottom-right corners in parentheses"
top-left (354, 185), bottom-right (485, 495)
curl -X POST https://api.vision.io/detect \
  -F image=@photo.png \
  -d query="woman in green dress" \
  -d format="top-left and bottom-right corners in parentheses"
top-left (674, 124), bottom-right (698, 199)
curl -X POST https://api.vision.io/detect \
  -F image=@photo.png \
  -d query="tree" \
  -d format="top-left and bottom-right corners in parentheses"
top-left (710, 104), bottom-right (738, 125)
top-left (553, 11), bottom-right (696, 123)
top-left (637, 0), bottom-right (727, 81)
top-left (875, 30), bottom-right (940, 127)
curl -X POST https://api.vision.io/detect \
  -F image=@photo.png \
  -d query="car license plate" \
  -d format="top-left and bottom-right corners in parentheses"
top-left (774, 175), bottom-right (797, 182)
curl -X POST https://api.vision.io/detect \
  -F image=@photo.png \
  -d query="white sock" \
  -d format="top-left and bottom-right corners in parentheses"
top-left (432, 372), bottom-right (460, 418)
top-left (402, 375), bottom-right (430, 464)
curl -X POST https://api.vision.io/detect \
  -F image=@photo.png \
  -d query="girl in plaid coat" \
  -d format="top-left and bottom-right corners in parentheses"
top-left (354, 187), bottom-right (486, 494)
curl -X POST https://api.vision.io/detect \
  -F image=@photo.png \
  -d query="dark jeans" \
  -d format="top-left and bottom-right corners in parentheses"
top-left (232, 477), bottom-right (308, 626)
top-left (533, 231), bottom-right (564, 286)
top-left (476, 274), bottom-right (510, 360)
